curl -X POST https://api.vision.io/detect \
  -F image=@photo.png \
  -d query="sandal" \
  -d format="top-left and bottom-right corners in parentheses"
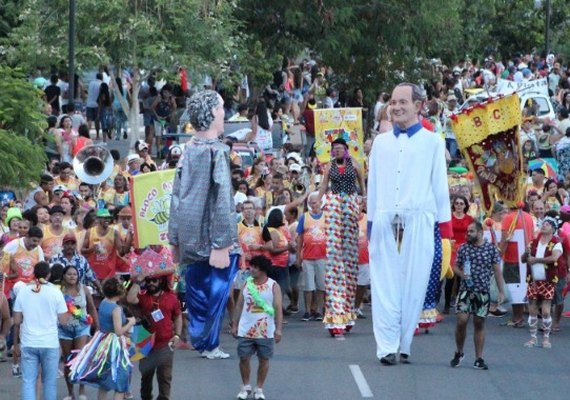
top-left (524, 338), bottom-right (538, 348)
top-left (552, 327), bottom-right (561, 333)
top-left (542, 339), bottom-right (552, 349)
top-left (504, 319), bottom-right (525, 328)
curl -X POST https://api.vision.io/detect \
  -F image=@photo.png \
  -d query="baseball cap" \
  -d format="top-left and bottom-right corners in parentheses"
top-left (127, 154), bottom-right (142, 164)
top-left (53, 184), bottom-right (67, 193)
top-left (289, 163), bottom-right (302, 173)
top-left (136, 140), bottom-right (150, 151)
top-left (96, 208), bottom-right (112, 218)
top-left (62, 233), bottom-right (77, 243)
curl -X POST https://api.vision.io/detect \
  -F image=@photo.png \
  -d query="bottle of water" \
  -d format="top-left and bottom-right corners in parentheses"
top-left (464, 258), bottom-right (474, 289)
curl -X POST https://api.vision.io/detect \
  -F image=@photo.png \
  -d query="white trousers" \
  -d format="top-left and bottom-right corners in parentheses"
top-left (369, 211), bottom-right (435, 358)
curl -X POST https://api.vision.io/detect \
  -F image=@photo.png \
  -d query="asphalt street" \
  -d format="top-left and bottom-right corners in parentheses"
top-left (2, 300), bottom-right (569, 400)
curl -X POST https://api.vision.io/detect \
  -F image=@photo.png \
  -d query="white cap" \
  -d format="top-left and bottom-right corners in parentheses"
top-left (289, 163), bottom-right (302, 173)
top-left (127, 154), bottom-right (142, 164)
top-left (234, 191), bottom-right (248, 206)
top-left (53, 184), bottom-right (67, 193)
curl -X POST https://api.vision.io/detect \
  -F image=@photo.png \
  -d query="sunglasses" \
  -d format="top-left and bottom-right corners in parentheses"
top-left (144, 277), bottom-right (158, 284)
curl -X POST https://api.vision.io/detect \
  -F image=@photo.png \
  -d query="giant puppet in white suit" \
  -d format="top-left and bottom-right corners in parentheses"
top-left (367, 83), bottom-right (452, 365)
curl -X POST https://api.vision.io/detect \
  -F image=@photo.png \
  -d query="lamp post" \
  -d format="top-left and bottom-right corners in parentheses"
top-left (534, 0), bottom-right (551, 57)
top-left (68, 0), bottom-right (76, 107)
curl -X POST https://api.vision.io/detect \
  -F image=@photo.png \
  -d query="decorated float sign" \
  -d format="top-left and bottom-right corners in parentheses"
top-left (130, 169), bottom-right (175, 247)
top-left (451, 94), bottom-right (525, 214)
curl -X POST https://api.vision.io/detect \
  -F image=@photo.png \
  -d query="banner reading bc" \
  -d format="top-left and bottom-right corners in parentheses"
top-left (452, 94), bottom-right (525, 214)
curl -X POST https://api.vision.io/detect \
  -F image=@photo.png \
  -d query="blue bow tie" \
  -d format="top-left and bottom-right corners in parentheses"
top-left (393, 123), bottom-right (423, 137)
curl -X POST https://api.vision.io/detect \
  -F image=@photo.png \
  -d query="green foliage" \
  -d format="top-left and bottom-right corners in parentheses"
top-left (0, 66), bottom-right (47, 188)
top-left (0, 66), bottom-right (47, 141)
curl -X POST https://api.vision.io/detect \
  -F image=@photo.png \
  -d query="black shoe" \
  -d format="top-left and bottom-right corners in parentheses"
top-left (399, 354), bottom-right (410, 364)
top-left (301, 312), bottom-right (312, 322)
top-left (450, 352), bottom-right (464, 367)
top-left (312, 313), bottom-right (323, 321)
top-left (473, 358), bottom-right (488, 370)
top-left (380, 353), bottom-right (397, 366)
top-left (123, 130), bottom-right (128, 139)
top-left (488, 309), bottom-right (507, 317)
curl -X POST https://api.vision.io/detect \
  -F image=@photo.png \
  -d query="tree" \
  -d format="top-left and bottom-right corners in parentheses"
top-left (0, 66), bottom-right (47, 188)
top-left (2, 0), bottom-right (248, 147)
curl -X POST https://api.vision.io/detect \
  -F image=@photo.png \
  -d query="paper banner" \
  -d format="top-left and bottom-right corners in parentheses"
top-left (130, 169), bottom-right (175, 247)
top-left (452, 94), bottom-right (525, 214)
top-left (314, 108), bottom-right (364, 165)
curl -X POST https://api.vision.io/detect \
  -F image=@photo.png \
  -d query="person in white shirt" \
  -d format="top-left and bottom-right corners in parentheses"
top-left (13, 261), bottom-right (69, 400)
top-left (86, 73), bottom-right (103, 138)
top-left (232, 255), bottom-right (282, 400)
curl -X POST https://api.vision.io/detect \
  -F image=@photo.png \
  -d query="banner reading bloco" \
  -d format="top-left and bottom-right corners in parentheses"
top-left (451, 94), bottom-right (525, 214)
top-left (130, 169), bottom-right (175, 247)
top-left (314, 108), bottom-right (364, 165)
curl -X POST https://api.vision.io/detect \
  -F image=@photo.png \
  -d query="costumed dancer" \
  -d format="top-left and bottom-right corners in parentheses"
top-left (317, 138), bottom-right (366, 337)
top-left (367, 83), bottom-right (452, 365)
top-left (68, 277), bottom-right (135, 399)
top-left (521, 215), bottom-right (562, 349)
top-left (168, 90), bottom-right (241, 359)
top-left (417, 227), bottom-right (452, 333)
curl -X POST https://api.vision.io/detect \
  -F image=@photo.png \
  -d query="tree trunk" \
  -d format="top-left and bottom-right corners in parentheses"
top-left (129, 68), bottom-right (142, 149)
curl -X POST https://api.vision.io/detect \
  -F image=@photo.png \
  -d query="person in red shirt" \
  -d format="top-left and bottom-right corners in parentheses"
top-left (127, 274), bottom-right (182, 400)
top-left (301, 99), bottom-right (316, 158)
top-left (443, 195), bottom-right (474, 314)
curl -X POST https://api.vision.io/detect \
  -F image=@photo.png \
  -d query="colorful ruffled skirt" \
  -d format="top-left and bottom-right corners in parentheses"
top-left (323, 193), bottom-right (359, 331)
top-left (68, 331), bottom-right (132, 392)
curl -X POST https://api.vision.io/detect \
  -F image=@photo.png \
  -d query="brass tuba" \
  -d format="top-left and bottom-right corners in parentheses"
top-left (294, 183), bottom-right (306, 195)
top-left (73, 145), bottom-right (114, 185)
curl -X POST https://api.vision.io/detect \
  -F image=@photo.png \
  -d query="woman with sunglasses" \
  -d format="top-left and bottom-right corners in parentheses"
top-left (59, 265), bottom-right (98, 400)
top-left (444, 195), bottom-right (474, 314)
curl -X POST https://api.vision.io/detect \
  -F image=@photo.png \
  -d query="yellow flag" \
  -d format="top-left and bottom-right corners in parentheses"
top-left (130, 169), bottom-right (175, 247)
top-left (314, 108), bottom-right (364, 166)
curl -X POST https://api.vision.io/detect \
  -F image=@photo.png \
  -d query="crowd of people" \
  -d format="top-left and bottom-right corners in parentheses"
top-left (1, 50), bottom-right (570, 399)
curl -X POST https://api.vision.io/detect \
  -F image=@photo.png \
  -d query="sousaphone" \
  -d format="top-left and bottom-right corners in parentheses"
top-left (73, 145), bottom-right (114, 185)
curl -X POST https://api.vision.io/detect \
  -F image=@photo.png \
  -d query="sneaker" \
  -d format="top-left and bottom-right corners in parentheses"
top-left (253, 387), bottom-right (265, 400)
top-left (380, 353), bottom-right (397, 366)
top-left (399, 354), bottom-right (410, 364)
top-left (12, 363), bottom-right (21, 377)
top-left (473, 358), bottom-right (488, 370)
top-left (206, 347), bottom-right (230, 360)
top-left (301, 312), bottom-right (312, 322)
top-left (286, 305), bottom-right (300, 314)
top-left (313, 313), bottom-right (323, 321)
top-left (237, 384), bottom-right (252, 399)
top-left (356, 309), bottom-right (367, 319)
top-left (450, 352), bottom-right (464, 368)
top-left (488, 309), bottom-right (507, 317)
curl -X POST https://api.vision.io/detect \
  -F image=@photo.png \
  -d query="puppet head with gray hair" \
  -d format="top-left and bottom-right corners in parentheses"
top-left (187, 90), bottom-right (221, 131)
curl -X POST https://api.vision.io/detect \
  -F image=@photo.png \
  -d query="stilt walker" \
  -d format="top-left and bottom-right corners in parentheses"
top-left (318, 138), bottom-right (366, 337)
